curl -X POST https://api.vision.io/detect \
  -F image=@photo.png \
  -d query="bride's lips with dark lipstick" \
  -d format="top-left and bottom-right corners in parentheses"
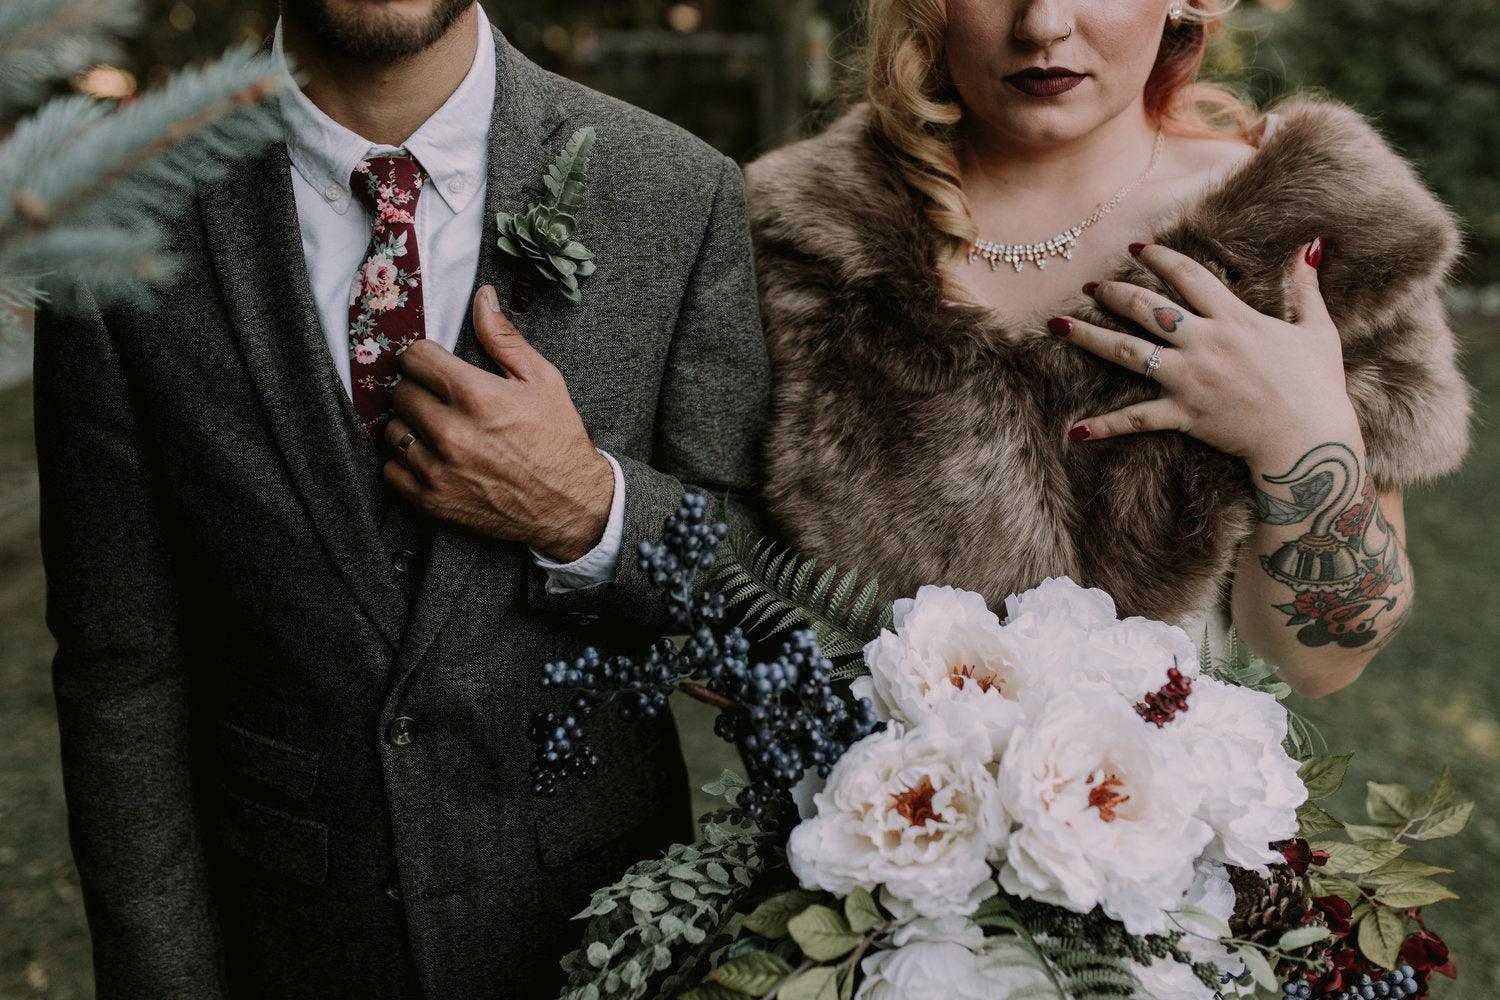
top-left (1005, 67), bottom-right (1087, 97)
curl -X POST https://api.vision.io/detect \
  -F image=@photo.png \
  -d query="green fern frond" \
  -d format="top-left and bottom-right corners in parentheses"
top-left (710, 533), bottom-right (893, 672)
top-left (542, 125), bottom-right (594, 218)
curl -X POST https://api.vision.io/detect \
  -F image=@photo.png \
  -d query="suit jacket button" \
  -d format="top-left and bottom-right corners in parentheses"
top-left (387, 716), bottom-right (416, 747)
top-left (391, 549), bottom-right (414, 574)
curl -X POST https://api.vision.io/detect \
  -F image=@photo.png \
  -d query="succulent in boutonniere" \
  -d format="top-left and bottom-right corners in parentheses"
top-left (495, 125), bottom-right (597, 304)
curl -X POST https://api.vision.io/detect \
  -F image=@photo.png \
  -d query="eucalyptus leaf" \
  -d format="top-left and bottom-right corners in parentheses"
top-left (787, 905), bottom-right (861, 961)
top-left (1278, 926), bottom-right (1333, 951)
top-left (1237, 946), bottom-right (1278, 991)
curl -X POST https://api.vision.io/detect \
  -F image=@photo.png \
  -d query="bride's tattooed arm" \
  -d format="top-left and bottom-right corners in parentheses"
top-left (1231, 440), bottom-right (1413, 697)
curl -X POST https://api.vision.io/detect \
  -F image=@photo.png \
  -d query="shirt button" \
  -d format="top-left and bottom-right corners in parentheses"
top-left (387, 716), bottom-right (416, 747)
top-left (447, 176), bottom-right (465, 194)
top-left (324, 183), bottom-right (341, 201)
top-left (391, 549), bottom-right (414, 574)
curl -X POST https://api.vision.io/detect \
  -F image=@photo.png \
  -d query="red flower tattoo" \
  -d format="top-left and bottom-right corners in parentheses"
top-left (1294, 592), bottom-right (1346, 619)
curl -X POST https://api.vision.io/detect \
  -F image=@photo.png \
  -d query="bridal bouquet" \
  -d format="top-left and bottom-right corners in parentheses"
top-left (530, 495), bottom-right (1468, 1000)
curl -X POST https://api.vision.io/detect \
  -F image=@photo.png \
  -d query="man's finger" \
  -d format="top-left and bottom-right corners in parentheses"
top-left (472, 284), bottom-right (543, 382)
top-left (385, 416), bottom-right (438, 483)
top-left (1067, 400), bottom-right (1187, 443)
top-left (396, 339), bottom-right (468, 403)
top-left (383, 458), bottom-right (425, 506)
top-left (391, 375), bottom-right (454, 456)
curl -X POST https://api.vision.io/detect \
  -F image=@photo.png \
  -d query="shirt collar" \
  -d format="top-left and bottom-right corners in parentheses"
top-left (272, 9), bottom-right (495, 217)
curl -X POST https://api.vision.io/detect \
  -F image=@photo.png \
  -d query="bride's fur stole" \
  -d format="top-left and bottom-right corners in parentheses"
top-left (744, 98), bottom-right (1472, 623)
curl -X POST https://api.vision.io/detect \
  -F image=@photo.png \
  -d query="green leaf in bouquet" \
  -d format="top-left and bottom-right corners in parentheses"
top-left (1372, 878), bottom-right (1458, 908)
top-left (1362, 859), bottom-right (1455, 885)
top-left (1313, 840), bottom-right (1407, 875)
top-left (1278, 926), bottom-right (1334, 951)
top-left (1297, 801), bottom-right (1343, 836)
top-left (629, 888), bottom-right (667, 914)
top-left (1305, 875), bottom-right (1363, 902)
top-left (786, 905), bottom-right (862, 961)
top-left (780, 966), bottom-right (840, 1000)
top-left (1417, 767), bottom-right (1455, 817)
top-left (743, 890), bottom-right (824, 939)
top-left (1175, 903), bottom-right (1233, 939)
top-left (1237, 945), bottom-right (1279, 992)
top-left (843, 887), bottom-right (883, 934)
top-left (1343, 823), bottom-right (1401, 843)
top-left (1365, 781), bottom-right (1416, 824)
top-left (1409, 801), bottom-right (1474, 840)
top-left (587, 941), bottom-right (612, 968)
top-left (1356, 907), bottom-right (1407, 969)
top-left (1298, 753), bottom-right (1354, 800)
top-left (669, 881), bottom-right (697, 902)
top-left (708, 951), bottom-right (794, 994)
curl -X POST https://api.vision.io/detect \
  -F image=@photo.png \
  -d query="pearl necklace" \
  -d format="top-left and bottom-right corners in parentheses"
top-left (967, 131), bottom-right (1166, 273)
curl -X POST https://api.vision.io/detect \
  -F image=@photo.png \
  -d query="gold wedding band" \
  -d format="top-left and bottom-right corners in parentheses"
top-left (396, 431), bottom-right (417, 455)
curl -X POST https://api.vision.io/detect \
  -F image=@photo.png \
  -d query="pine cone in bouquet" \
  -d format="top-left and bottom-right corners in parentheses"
top-left (1229, 863), bottom-right (1329, 977)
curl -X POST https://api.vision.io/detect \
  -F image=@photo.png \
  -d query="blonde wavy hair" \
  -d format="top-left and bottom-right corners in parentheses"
top-left (861, 0), bottom-right (1256, 249)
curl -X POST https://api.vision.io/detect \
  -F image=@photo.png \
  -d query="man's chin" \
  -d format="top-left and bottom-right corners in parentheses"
top-left (292, 0), bottom-right (473, 62)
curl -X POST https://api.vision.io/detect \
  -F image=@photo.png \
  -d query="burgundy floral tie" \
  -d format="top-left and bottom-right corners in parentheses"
top-left (347, 152), bottom-right (427, 438)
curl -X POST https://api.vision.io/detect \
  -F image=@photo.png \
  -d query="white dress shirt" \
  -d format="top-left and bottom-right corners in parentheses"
top-left (272, 11), bottom-right (624, 592)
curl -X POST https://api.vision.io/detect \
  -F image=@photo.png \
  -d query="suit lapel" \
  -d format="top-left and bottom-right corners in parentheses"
top-left (398, 26), bottom-right (571, 669)
top-left (201, 145), bottom-right (406, 650)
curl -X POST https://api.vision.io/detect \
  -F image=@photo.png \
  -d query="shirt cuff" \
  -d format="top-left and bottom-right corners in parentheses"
top-left (529, 449), bottom-right (626, 594)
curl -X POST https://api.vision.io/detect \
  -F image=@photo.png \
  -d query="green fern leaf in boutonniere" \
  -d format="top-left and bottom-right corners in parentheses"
top-left (495, 126), bottom-right (597, 304)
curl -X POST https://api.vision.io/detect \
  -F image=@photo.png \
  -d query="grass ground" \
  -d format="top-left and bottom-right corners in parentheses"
top-left (1, 317), bottom-right (1495, 998)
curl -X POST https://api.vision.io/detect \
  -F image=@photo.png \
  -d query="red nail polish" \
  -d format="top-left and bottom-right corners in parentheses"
top-left (1047, 317), bottom-right (1073, 337)
top-left (1082, 281), bottom-right (1100, 296)
top-left (1129, 242), bottom-right (1148, 256)
top-left (1305, 236), bottom-right (1324, 270)
top-left (1068, 424), bottom-right (1091, 442)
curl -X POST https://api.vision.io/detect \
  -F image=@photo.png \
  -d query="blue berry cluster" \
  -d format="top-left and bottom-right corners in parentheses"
top-left (529, 493), bottom-right (879, 819)
top-left (712, 630), bottom-right (880, 820)
top-left (1280, 967), bottom-right (1422, 1000)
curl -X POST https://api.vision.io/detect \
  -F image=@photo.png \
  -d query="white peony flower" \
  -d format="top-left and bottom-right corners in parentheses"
top-left (1175, 676), bottom-right (1306, 871)
top-left (788, 714), bottom-right (1006, 918)
top-left (1129, 957), bottom-right (1218, 1000)
top-left (997, 577), bottom-right (1199, 702)
top-left (1175, 859), bottom-right (1244, 977)
top-left (857, 936), bottom-right (1051, 1000)
top-left (996, 685), bottom-right (1212, 934)
top-left (859, 585), bottom-right (1035, 755)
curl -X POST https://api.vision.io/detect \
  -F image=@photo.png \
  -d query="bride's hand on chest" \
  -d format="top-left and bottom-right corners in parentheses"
top-left (1045, 239), bottom-right (1361, 466)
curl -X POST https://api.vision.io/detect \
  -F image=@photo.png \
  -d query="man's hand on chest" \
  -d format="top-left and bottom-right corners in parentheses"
top-left (381, 284), bottom-right (614, 563)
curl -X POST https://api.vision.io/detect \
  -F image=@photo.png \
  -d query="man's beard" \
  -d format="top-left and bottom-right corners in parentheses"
top-left (286, 0), bottom-right (474, 62)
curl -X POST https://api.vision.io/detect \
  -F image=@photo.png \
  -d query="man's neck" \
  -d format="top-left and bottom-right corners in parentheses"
top-left (958, 99), bottom-right (1160, 206)
top-left (282, 4), bottom-right (479, 147)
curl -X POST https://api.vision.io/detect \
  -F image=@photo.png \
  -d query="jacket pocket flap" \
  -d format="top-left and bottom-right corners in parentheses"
top-left (217, 789), bottom-right (329, 886)
top-left (215, 721), bottom-right (319, 801)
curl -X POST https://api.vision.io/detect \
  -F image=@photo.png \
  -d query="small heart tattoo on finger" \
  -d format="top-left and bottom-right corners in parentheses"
top-left (1153, 306), bottom-right (1184, 333)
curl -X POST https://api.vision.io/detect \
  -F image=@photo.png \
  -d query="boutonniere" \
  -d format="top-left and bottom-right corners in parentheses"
top-left (495, 126), bottom-right (597, 306)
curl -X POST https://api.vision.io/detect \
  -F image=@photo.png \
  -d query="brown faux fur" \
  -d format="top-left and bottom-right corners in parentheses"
top-left (744, 98), bottom-right (1473, 623)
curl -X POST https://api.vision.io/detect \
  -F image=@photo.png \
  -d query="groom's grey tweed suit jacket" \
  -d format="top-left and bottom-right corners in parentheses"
top-left (33, 26), bottom-right (769, 1000)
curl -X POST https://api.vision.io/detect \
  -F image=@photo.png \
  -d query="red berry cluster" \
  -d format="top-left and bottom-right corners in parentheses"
top-left (1135, 667), bottom-right (1192, 726)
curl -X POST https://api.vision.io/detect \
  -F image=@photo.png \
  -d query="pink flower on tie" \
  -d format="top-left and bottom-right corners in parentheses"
top-left (368, 286), bottom-right (400, 314)
top-left (353, 337), bottom-right (381, 364)
top-left (361, 256), bottom-right (398, 294)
